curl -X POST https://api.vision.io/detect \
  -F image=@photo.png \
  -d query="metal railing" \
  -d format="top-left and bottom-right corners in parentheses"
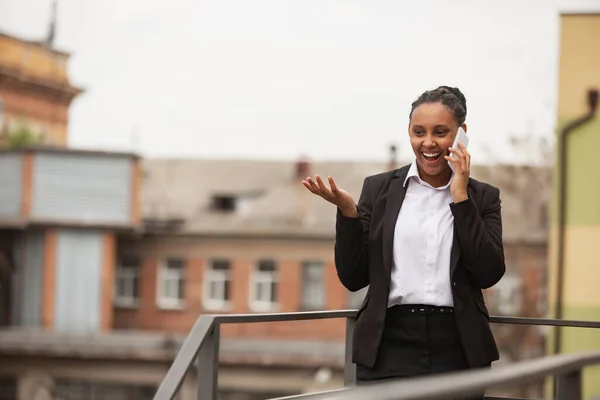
top-left (269, 350), bottom-right (600, 400)
top-left (152, 310), bottom-right (600, 400)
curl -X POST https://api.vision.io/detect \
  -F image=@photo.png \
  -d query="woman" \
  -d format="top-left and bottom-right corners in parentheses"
top-left (302, 86), bottom-right (505, 397)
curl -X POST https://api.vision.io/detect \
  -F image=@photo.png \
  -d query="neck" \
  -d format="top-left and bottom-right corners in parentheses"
top-left (417, 165), bottom-right (453, 188)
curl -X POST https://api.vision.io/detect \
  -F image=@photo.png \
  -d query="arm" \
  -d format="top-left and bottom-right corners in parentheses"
top-left (334, 177), bottom-right (372, 292)
top-left (450, 186), bottom-right (505, 289)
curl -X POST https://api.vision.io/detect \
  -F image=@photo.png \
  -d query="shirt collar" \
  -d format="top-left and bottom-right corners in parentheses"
top-left (403, 159), bottom-right (453, 190)
top-left (403, 159), bottom-right (420, 187)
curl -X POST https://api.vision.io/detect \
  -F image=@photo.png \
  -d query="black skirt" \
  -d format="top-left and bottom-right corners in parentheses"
top-left (356, 304), bottom-right (485, 399)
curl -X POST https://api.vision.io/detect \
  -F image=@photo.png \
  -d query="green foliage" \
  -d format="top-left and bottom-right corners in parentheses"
top-left (4, 123), bottom-right (41, 150)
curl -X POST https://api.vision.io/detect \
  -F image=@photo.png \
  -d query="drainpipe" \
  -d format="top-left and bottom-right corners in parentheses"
top-left (554, 88), bottom-right (598, 357)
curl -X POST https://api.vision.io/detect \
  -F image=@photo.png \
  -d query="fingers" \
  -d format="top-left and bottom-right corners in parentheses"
top-left (302, 177), bottom-right (320, 194)
top-left (457, 142), bottom-right (470, 158)
top-left (302, 175), bottom-right (333, 197)
top-left (446, 144), bottom-right (471, 173)
top-left (328, 176), bottom-right (338, 193)
top-left (315, 175), bottom-right (328, 192)
top-left (457, 143), bottom-right (471, 166)
top-left (302, 180), bottom-right (316, 193)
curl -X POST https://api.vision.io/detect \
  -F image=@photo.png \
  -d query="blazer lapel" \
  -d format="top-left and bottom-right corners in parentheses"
top-left (450, 180), bottom-right (475, 277)
top-left (382, 167), bottom-right (410, 279)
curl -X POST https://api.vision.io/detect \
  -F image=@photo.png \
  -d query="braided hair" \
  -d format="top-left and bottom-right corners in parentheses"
top-left (409, 86), bottom-right (467, 126)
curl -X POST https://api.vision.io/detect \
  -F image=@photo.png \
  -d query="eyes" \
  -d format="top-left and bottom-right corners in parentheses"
top-left (412, 128), bottom-right (449, 137)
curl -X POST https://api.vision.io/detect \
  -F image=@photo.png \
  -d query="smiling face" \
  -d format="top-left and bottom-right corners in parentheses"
top-left (409, 102), bottom-right (466, 187)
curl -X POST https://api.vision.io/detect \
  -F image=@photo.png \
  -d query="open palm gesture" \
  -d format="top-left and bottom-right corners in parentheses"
top-left (302, 175), bottom-right (357, 217)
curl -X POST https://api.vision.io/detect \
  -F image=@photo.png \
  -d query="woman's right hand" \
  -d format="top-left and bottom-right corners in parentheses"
top-left (302, 175), bottom-right (358, 218)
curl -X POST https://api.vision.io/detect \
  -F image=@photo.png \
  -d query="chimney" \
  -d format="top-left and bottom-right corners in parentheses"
top-left (295, 157), bottom-right (313, 226)
top-left (295, 158), bottom-right (311, 180)
top-left (388, 144), bottom-right (397, 171)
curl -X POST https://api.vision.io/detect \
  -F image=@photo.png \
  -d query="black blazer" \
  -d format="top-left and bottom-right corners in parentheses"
top-left (335, 164), bottom-right (505, 369)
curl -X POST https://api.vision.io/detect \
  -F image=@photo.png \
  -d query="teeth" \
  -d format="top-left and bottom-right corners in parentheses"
top-left (423, 152), bottom-right (440, 157)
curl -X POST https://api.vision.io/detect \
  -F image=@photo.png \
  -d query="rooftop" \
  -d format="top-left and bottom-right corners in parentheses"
top-left (141, 158), bottom-right (551, 244)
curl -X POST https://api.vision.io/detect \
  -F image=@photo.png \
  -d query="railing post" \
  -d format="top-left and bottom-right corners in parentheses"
top-left (196, 324), bottom-right (220, 400)
top-left (344, 316), bottom-right (356, 387)
top-left (556, 369), bottom-right (582, 400)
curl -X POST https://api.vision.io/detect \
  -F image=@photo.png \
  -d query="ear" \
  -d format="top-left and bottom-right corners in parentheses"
top-left (407, 122), bottom-right (412, 135)
top-left (462, 123), bottom-right (467, 133)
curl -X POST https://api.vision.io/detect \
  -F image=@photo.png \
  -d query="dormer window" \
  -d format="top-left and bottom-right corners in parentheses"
top-left (210, 192), bottom-right (260, 213)
top-left (212, 195), bottom-right (236, 212)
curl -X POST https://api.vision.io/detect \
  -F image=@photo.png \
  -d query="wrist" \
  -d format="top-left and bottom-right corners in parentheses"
top-left (339, 204), bottom-right (358, 218)
top-left (452, 192), bottom-right (469, 203)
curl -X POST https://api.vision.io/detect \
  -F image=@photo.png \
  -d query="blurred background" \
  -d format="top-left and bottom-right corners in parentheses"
top-left (0, 0), bottom-right (599, 399)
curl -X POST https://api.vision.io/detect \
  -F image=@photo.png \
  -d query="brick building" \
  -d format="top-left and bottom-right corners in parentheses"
top-left (0, 152), bottom-right (552, 400)
top-left (0, 25), bottom-right (552, 400)
top-left (116, 157), bottom-right (550, 399)
top-left (0, 30), bottom-right (82, 147)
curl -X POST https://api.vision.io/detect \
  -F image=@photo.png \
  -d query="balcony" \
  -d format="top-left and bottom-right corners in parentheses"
top-left (152, 310), bottom-right (600, 400)
top-left (0, 146), bottom-right (140, 230)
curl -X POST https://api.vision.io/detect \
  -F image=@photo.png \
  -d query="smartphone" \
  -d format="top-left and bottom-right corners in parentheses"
top-left (448, 127), bottom-right (469, 173)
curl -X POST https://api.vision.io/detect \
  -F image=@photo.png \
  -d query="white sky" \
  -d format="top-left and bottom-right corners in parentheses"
top-left (1, 0), bottom-right (599, 164)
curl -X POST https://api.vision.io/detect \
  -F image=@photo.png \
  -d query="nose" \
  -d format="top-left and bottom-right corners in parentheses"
top-left (423, 133), bottom-right (436, 148)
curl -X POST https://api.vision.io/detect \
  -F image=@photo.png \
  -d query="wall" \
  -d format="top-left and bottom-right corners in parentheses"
top-left (0, 355), bottom-right (341, 400)
top-left (113, 236), bottom-right (350, 341)
top-left (114, 235), bottom-right (547, 349)
top-left (9, 228), bottom-right (116, 332)
top-left (30, 153), bottom-right (133, 225)
top-left (0, 154), bottom-right (22, 219)
top-left (0, 86), bottom-right (69, 146)
top-left (0, 33), bottom-right (80, 147)
top-left (10, 231), bottom-right (45, 327)
top-left (54, 230), bottom-right (104, 332)
top-left (548, 12), bottom-right (600, 400)
top-left (0, 34), bottom-right (70, 84)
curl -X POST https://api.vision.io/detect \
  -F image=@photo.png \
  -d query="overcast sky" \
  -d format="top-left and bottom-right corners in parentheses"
top-left (1, 0), bottom-right (599, 164)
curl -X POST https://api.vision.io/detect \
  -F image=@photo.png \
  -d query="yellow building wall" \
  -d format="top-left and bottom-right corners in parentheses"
top-left (0, 34), bottom-right (70, 85)
top-left (548, 13), bottom-right (600, 400)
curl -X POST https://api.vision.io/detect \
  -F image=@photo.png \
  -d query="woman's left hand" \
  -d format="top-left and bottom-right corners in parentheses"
top-left (445, 143), bottom-right (470, 203)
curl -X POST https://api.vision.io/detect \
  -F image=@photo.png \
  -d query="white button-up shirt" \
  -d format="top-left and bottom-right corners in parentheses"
top-left (387, 160), bottom-right (455, 308)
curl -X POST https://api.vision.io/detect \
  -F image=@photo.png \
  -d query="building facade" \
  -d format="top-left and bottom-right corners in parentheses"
top-left (0, 154), bottom-right (551, 400)
top-left (547, 11), bottom-right (600, 400)
top-left (0, 31), bottom-right (82, 147)
top-left (0, 25), bottom-right (554, 400)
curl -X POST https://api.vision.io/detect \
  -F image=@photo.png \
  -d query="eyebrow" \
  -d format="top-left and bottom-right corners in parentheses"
top-left (411, 124), bottom-right (451, 130)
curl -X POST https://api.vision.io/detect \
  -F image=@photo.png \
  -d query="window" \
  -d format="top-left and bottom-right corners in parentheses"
top-left (114, 255), bottom-right (140, 307)
top-left (301, 261), bottom-right (325, 310)
top-left (157, 258), bottom-right (185, 309)
top-left (250, 260), bottom-right (278, 311)
top-left (348, 286), bottom-right (368, 309)
top-left (203, 259), bottom-right (232, 311)
top-left (212, 195), bottom-right (236, 212)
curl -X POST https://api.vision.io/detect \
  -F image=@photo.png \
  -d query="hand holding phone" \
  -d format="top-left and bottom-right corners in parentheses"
top-left (448, 127), bottom-right (469, 173)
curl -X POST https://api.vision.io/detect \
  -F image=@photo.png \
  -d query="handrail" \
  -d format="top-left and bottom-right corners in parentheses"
top-left (153, 310), bottom-right (356, 400)
top-left (269, 350), bottom-right (600, 400)
top-left (152, 310), bottom-right (600, 400)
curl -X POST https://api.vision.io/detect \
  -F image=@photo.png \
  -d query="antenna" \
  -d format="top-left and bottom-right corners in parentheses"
top-left (45, 0), bottom-right (57, 47)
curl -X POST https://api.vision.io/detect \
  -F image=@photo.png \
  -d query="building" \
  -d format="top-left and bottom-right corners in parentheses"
top-left (0, 23), bottom-right (552, 400)
top-left (547, 11), bottom-right (600, 400)
top-left (0, 28), bottom-right (146, 400)
top-left (124, 157), bottom-right (552, 399)
top-left (0, 30), bottom-right (82, 147)
top-left (0, 151), bottom-right (551, 399)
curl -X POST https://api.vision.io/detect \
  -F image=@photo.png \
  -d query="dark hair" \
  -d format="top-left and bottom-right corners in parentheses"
top-left (409, 86), bottom-right (467, 125)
